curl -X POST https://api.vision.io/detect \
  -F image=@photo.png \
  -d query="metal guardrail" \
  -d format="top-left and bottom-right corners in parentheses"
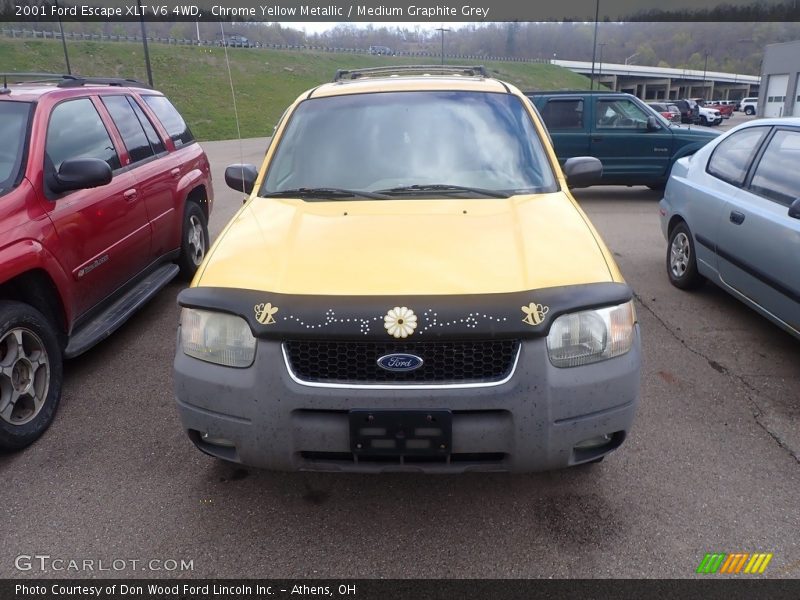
top-left (0, 28), bottom-right (550, 63)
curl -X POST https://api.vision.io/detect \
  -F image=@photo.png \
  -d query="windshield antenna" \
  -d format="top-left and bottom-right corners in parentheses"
top-left (219, 23), bottom-right (246, 200)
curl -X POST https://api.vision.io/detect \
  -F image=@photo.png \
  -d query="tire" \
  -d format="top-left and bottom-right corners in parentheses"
top-left (177, 202), bottom-right (209, 280)
top-left (575, 456), bottom-right (605, 468)
top-left (667, 222), bottom-right (704, 290)
top-left (0, 302), bottom-right (63, 450)
top-left (745, 107), bottom-right (755, 115)
top-left (700, 115), bottom-right (708, 126)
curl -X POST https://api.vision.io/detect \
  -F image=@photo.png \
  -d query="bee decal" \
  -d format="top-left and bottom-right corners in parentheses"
top-left (521, 302), bottom-right (549, 326)
top-left (255, 302), bottom-right (279, 325)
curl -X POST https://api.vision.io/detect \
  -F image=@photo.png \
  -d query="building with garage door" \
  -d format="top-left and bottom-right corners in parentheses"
top-left (759, 40), bottom-right (800, 118)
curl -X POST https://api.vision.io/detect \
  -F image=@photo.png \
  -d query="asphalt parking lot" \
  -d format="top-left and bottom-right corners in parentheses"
top-left (3, 113), bottom-right (798, 579)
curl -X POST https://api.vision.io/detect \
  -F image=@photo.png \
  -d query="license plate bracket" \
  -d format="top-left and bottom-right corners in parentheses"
top-left (349, 410), bottom-right (452, 456)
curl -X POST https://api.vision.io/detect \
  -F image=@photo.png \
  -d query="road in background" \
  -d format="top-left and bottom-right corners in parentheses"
top-left (2, 128), bottom-right (797, 579)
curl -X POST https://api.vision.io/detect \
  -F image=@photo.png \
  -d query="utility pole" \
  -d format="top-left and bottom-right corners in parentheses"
top-left (598, 43), bottom-right (607, 88)
top-left (589, 0), bottom-right (600, 90)
top-left (54, 0), bottom-right (71, 74)
top-left (137, 0), bottom-right (154, 86)
top-left (701, 50), bottom-right (709, 100)
top-left (436, 27), bottom-right (451, 66)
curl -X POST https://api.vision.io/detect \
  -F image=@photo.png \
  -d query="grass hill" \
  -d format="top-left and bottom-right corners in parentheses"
top-left (0, 38), bottom-right (594, 141)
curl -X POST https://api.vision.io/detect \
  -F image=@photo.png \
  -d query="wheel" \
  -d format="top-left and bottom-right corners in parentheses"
top-left (177, 202), bottom-right (209, 280)
top-left (745, 107), bottom-right (755, 115)
top-left (667, 222), bottom-right (704, 290)
top-left (700, 115), bottom-right (708, 126)
top-left (0, 302), bottom-right (63, 450)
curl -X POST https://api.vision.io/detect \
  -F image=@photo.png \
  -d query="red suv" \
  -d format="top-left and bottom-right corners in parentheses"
top-left (0, 74), bottom-right (213, 449)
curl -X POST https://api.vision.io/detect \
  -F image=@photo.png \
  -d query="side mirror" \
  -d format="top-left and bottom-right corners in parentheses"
top-left (51, 158), bottom-right (112, 193)
top-left (225, 164), bottom-right (259, 195)
top-left (646, 116), bottom-right (660, 131)
top-left (789, 198), bottom-right (800, 220)
top-left (563, 157), bottom-right (602, 188)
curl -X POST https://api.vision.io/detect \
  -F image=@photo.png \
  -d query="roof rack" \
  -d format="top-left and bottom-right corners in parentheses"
top-left (333, 65), bottom-right (488, 83)
top-left (0, 73), bottom-right (150, 89)
top-left (57, 75), bottom-right (151, 89)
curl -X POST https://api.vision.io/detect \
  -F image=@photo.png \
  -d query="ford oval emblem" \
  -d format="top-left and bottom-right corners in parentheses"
top-left (377, 353), bottom-right (424, 372)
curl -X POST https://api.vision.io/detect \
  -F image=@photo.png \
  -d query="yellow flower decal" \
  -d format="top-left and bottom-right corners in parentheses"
top-left (254, 302), bottom-right (279, 325)
top-left (521, 302), bottom-right (549, 326)
top-left (384, 306), bottom-right (418, 338)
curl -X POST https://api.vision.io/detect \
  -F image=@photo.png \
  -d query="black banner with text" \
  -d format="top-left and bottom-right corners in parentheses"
top-left (2, 0), bottom-right (799, 22)
top-left (5, 579), bottom-right (800, 600)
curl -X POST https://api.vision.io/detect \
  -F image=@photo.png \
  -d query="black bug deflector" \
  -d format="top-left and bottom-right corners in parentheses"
top-left (177, 282), bottom-right (633, 341)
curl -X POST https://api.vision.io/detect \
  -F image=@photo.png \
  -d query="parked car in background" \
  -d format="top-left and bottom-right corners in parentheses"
top-left (368, 46), bottom-right (394, 55)
top-left (700, 106), bottom-right (723, 126)
top-left (706, 100), bottom-right (734, 119)
top-left (660, 117), bottom-right (800, 339)
top-left (0, 74), bottom-right (213, 449)
top-left (219, 35), bottom-right (252, 48)
top-left (740, 97), bottom-right (758, 115)
top-left (527, 90), bottom-right (718, 189)
top-left (673, 98), bottom-right (701, 124)
top-left (175, 65), bottom-right (642, 473)
top-left (647, 101), bottom-right (681, 123)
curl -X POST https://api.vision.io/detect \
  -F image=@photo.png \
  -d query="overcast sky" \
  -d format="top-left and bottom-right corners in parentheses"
top-left (290, 22), bottom-right (474, 35)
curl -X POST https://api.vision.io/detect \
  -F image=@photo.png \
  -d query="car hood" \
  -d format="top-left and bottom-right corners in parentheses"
top-left (670, 123), bottom-right (719, 139)
top-left (196, 192), bottom-right (617, 295)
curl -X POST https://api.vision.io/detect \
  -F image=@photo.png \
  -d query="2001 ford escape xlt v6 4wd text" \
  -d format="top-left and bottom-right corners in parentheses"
top-left (174, 65), bottom-right (641, 473)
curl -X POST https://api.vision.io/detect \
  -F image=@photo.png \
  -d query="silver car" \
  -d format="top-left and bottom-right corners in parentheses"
top-left (660, 118), bottom-right (800, 339)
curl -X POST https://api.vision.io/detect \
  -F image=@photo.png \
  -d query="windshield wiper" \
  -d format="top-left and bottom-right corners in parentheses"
top-left (376, 184), bottom-right (510, 199)
top-left (264, 187), bottom-right (389, 200)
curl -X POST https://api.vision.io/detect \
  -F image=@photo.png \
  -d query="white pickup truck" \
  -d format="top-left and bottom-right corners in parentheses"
top-left (698, 105), bottom-right (723, 126)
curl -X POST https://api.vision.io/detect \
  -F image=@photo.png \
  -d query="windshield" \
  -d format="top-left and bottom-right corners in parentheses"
top-left (261, 91), bottom-right (558, 198)
top-left (0, 101), bottom-right (32, 197)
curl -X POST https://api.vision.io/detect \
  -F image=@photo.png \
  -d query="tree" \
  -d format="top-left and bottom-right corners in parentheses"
top-left (505, 22), bottom-right (520, 57)
top-left (634, 43), bottom-right (657, 66)
top-left (687, 52), bottom-right (704, 70)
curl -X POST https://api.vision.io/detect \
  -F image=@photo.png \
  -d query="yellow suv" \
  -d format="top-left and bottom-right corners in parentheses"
top-left (174, 66), bottom-right (641, 473)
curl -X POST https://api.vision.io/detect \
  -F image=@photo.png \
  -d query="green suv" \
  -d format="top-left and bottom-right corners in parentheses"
top-left (527, 91), bottom-right (719, 189)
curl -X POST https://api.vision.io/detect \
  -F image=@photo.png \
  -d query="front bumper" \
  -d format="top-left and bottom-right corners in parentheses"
top-left (174, 327), bottom-right (641, 473)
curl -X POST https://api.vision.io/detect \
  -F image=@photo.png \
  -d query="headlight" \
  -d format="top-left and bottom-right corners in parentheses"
top-left (546, 301), bottom-right (636, 368)
top-left (180, 308), bottom-right (256, 367)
